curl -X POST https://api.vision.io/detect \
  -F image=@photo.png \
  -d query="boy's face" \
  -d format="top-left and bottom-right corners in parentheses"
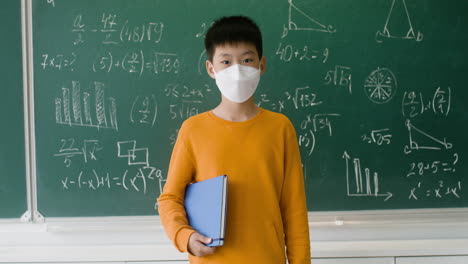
top-left (206, 42), bottom-right (266, 79)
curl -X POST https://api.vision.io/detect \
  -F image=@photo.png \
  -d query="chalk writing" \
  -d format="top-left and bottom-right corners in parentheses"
top-left (406, 154), bottom-right (459, 177)
top-left (60, 167), bottom-right (160, 194)
top-left (72, 13), bottom-right (164, 46)
top-left (195, 22), bottom-right (214, 38)
top-left (256, 94), bottom-right (285, 113)
top-left (408, 181), bottom-right (462, 200)
top-left (46, 0), bottom-right (55, 7)
top-left (402, 87), bottom-right (452, 118)
top-left (275, 42), bottom-right (329, 63)
top-left (361, 129), bottom-right (392, 146)
top-left (169, 129), bottom-right (180, 146)
top-left (324, 65), bottom-right (352, 94)
top-left (54, 139), bottom-right (103, 167)
top-left (92, 50), bottom-right (180, 76)
top-left (54, 138), bottom-right (164, 195)
top-left (41, 53), bottom-right (78, 71)
top-left (285, 86), bottom-right (323, 109)
top-left (169, 101), bottom-right (202, 120)
top-left (298, 113), bottom-right (341, 155)
top-left (164, 83), bottom-right (212, 99)
top-left (130, 95), bottom-right (158, 127)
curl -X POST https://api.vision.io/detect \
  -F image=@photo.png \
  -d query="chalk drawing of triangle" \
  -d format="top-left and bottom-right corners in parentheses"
top-left (383, 0), bottom-right (417, 39)
top-left (406, 120), bottom-right (452, 151)
top-left (288, 0), bottom-right (328, 32)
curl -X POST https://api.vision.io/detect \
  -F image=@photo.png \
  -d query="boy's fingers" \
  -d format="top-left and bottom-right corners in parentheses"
top-left (198, 243), bottom-right (216, 256)
top-left (194, 233), bottom-right (212, 244)
top-left (201, 236), bottom-right (212, 244)
top-left (189, 232), bottom-right (216, 257)
top-left (200, 245), bottom-right (216, 256)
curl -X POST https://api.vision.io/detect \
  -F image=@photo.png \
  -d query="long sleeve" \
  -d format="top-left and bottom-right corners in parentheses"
top-left (158, 109), bottom-right (311, 263)
top-left (157, 124), bottom-right (196, 253)
top-left (280, 121), bottom-right (311, 264)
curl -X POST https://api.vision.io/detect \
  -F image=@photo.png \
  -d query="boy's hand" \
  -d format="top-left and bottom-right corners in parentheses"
top-left (188, 232), bottom-right (216, 257)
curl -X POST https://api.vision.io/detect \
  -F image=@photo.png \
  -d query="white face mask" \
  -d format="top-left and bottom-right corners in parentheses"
top-left (213, 64), bottom-right (261, 103)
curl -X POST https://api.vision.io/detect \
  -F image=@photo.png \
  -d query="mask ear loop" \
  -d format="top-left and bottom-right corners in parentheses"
top-left (211, 62), bottom-right (218, 76)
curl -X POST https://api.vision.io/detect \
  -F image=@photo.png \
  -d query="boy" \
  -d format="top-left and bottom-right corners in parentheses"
top-left (158, 16), bottom-right (311, 263)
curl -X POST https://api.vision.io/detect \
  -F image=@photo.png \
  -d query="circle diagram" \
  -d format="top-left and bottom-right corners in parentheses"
top-left (364, 68), bottom-right (398, 104)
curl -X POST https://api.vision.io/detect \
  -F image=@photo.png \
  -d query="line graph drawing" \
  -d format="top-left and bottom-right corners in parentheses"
top-left (364, 67), bottom-right (398, 104)
top-left (404, 119), bottom-right (453, 154)
top-left (282, 0), bottom-right (335, 38)
top-left (342, 151), bottom-right (393, 201)
top-left (375, 0), bottom-right (423, 43)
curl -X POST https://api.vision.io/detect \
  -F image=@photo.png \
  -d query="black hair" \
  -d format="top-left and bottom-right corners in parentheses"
top-left (204, 16), bottom-right (263, 62)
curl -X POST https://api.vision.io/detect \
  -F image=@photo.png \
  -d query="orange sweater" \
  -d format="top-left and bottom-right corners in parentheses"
top-left (158, 108), bottom-right (311, 263)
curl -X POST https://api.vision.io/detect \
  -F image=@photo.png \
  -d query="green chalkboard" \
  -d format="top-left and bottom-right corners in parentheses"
top-left (0, 0), bottom-right (27, 218)
top-left (32, 0), bottom-right (468, 217)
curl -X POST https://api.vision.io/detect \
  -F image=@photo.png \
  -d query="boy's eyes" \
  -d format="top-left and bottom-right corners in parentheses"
top-left (220, 59), bottom-right (254, 65)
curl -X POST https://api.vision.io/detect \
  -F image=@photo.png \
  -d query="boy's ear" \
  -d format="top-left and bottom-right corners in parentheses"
top-left (260, 56), bottom-right (266, 75)
top-left (206, 60), bottom-right (216, 79)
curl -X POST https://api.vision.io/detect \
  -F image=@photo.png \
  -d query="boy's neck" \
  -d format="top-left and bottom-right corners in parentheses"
top-left (212, 97), bottom-right (260, 122)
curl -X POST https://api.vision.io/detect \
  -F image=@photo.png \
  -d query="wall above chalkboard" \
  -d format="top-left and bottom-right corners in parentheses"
top-left (25, 0), bottom-right (468, 217)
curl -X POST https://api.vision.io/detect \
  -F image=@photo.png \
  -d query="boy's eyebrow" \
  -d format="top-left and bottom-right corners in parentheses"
top-left (216, 50), bottom-right (256, 58)
top-left (242, 50), bottom-right (256, 56)
top-left (217, 53), bottom-right (233, 58)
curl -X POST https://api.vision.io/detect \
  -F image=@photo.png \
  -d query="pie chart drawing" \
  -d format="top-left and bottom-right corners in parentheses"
top-left (364, 68), bottom-right (398, 104)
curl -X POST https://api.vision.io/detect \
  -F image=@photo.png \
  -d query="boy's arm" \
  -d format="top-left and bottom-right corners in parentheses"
top-left (280, 121), bottom-right (311, 264)
top-left (157, 124), bottom-right (196, 253)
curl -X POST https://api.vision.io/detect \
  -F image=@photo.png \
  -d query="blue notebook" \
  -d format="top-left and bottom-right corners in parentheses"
top-left (184, 175), bottom-right (228, 247)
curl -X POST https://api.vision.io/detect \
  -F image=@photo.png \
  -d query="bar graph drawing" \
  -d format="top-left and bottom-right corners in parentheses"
top-left (55, 81), bottom-right (118, 130)
top-left (342, 151), bottom-right (393, 201)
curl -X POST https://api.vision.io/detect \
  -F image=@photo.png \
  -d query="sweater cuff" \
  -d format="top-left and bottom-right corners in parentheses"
top-left (175, 227), bottom-right (196, 253)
